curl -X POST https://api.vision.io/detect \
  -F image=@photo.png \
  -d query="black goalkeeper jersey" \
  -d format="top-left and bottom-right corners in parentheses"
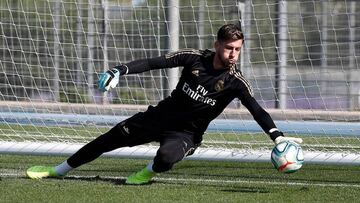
top-left (120, 49), bottom-right (277, 141)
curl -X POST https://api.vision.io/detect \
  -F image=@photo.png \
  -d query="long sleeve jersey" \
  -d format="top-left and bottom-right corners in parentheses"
top-left (116, 49), bottom-right (278, 142)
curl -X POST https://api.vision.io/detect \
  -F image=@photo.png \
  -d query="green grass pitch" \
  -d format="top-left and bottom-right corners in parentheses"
top-left (1, 154), bottom-right (360, 203)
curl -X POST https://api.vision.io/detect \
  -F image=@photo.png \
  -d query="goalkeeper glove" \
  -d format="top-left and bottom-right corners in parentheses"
top-left (270, 130), bottom-right (303, 145)
top-left (98, 68), bottom-right (120, 92)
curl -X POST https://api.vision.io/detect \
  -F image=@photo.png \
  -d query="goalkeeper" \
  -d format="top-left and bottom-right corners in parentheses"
top-left (26, 23), bottom-right (302, 185)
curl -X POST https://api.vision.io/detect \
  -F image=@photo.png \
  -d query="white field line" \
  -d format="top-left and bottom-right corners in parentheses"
top-left (1, 171), bottom-right (360, 188)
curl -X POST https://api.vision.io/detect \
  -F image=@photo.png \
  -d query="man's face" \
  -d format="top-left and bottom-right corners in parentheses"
top-left (215, 39), bottom-right (243, 67)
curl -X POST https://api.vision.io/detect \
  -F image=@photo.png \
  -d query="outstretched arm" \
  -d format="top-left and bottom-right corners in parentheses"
top-left (98, 49), bottom-right (200, 91)
top-left (112, 56), bottom-right (168, 75)
top-left (98, 56), bottom-right (167, 92)
top-left (97, 57), bottom-right (167, 91)
top-left (240, 96), bottom-right (302, 144)
top-left (241, 96), bottom-right (279, 140)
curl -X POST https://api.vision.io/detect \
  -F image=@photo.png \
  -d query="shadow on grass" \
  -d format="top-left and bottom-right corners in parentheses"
top-left (59, 175), bottom-right (126, 185)
top-left (60, 175), bottom-right (156, 186)
top-left (220, 187), bottom-right (270, 193)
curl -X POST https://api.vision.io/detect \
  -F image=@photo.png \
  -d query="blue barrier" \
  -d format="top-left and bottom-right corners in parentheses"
top-left (1, 112), bottom-right (359, 136)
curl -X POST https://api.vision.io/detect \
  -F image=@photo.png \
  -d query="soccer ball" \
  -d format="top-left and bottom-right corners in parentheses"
top-left (271, 140), bottom-right (304, 173)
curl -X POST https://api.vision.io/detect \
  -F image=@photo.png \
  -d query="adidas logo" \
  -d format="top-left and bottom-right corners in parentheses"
top-left (192, 70), bottom-right (199, 76)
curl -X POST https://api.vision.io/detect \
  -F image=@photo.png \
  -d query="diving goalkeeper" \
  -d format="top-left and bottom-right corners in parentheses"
top-left (26, 23), bottom-right (302, 185)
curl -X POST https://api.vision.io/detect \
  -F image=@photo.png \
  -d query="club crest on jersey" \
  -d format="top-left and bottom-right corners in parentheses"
top-left (191, 69), bottom-right (200, 77)
top-left (214, 80), bottom-right (224, 92)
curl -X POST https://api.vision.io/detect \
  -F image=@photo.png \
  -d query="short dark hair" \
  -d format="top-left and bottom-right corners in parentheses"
top-left (217, 24), bottom-right (244, 42)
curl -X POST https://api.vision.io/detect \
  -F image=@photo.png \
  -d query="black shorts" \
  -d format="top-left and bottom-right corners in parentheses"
top-left (120, 106), bottom-right (204, 144)
top-left (117, 112), bottom-right (197, 148)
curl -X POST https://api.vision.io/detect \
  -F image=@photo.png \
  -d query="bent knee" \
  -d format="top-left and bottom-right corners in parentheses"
top-left (156, 147), bottom-right (182, 164)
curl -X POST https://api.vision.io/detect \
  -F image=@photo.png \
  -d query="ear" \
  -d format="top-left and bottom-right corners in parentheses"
top-left (214, 41), bottom-right (219, 50)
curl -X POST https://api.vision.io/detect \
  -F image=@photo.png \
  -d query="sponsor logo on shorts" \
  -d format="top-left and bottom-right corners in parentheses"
top-left (121, 123), bottom-right (130, 134)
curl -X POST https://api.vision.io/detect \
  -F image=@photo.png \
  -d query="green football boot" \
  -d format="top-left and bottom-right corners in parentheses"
top-left (125, 167), bottom-right (156, 185)
top-left (26, 166), bottom-right (61, 179)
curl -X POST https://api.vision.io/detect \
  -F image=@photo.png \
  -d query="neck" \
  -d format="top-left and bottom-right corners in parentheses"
top-left (213, 54), bottom-right (227, 70)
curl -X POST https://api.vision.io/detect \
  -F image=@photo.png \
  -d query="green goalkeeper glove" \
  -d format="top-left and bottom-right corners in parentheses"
top-left (98, 68), bottom-right (120, 92)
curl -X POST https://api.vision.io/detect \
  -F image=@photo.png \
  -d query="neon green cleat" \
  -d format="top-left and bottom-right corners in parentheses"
top-left (26, 166), bottom-right (61, 179)
top-left (125, 167), bottom-right (156, 185)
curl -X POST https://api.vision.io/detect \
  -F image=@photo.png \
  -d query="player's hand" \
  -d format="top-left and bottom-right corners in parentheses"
top-left (274, 136), bottom-right (303, 145)
top-left (98, 68), bottom-right (120, 92)
top-left (271, 130), bottom-right (303, 145)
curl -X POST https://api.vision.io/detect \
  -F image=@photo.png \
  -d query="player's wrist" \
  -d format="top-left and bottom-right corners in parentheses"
top-left (269, 128), bottom-right (283, 142)
top-left (113, 64), bottom-right (129, 75)
top-left (105, 68), bottom-right (119, 77)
